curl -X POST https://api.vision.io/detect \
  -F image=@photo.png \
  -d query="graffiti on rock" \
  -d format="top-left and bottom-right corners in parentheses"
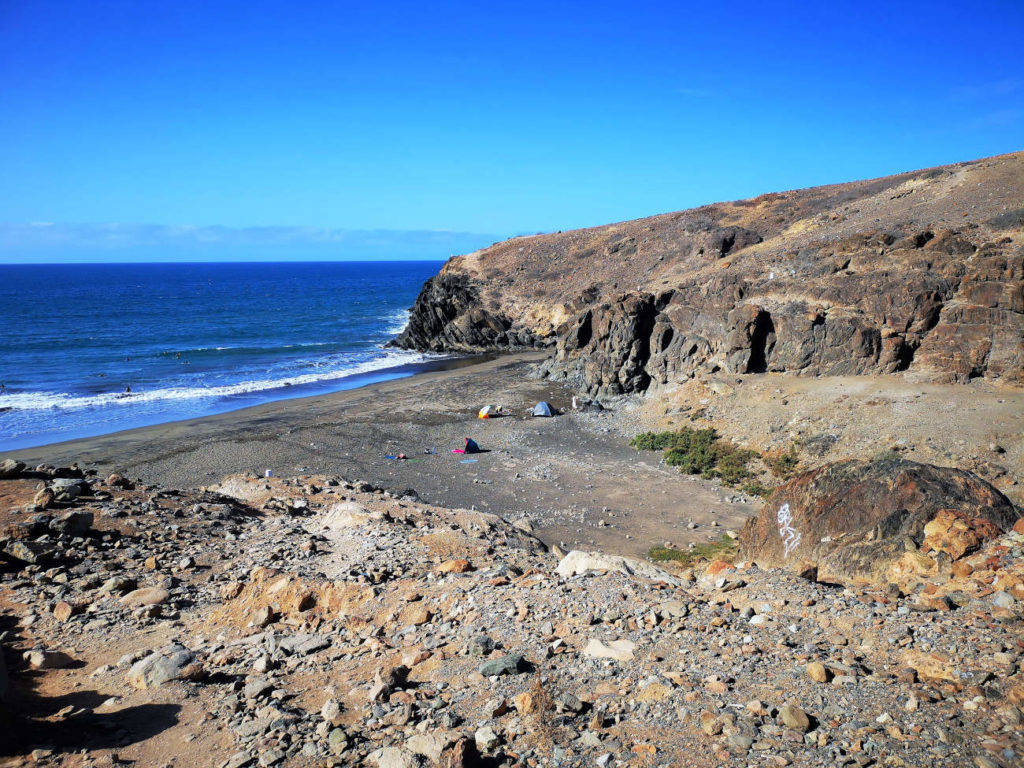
top-left (776, 503), bottom-right (801, 559)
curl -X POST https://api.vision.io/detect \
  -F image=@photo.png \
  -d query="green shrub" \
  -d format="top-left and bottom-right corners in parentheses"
top-left (665, 443), bottom-right (717, 474)
top-left (632, 427), bottom-right (760, 488)
top-left (648, 535), bottom-right (737, 566)
top-left (648, 546), bottom-right (691, 563)
top-left (664, 428), bottom-right (719, 474)
top-left (765, 444), bottom-right (800, 478)
top-left (740, 481), bottom-right (774, 498)
top-left (710, 444), bottom-right (758, 484)
top-left (630, 431), bottom-right (686, 451)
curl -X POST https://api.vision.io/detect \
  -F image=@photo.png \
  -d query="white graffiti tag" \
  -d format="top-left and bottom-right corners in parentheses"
top-left (776, 503), bottom-right (801, 559)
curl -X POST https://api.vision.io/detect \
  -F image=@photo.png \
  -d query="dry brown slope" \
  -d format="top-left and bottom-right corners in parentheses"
top-left (394, 151), bottom-right (1024, 395)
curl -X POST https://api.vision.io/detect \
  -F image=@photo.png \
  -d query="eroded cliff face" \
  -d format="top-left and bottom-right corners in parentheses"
top-left (392, 152), bottom-right (1024, 395)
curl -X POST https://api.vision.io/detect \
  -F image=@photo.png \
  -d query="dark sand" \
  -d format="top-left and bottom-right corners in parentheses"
top-left (1, 352), bottom-right (758, 559)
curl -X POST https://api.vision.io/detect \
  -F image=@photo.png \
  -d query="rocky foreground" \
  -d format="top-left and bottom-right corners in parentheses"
top-left (1, 457), bottom-right (1023, 768)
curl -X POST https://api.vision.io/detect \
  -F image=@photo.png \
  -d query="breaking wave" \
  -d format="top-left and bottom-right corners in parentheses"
top-left (0, 350), bottom-right (442, 414)
top-left (383, 309), bottom-right (411, 336)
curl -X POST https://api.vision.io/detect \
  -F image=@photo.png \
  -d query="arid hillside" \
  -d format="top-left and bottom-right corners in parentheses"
top-left (394, 152), bottom-right (1023, 395)
top-left (1, 460), bottom-right (1022, 767)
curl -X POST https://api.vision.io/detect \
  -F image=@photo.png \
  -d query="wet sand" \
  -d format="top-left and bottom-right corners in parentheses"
top-left (0, 352), bottom-right (758, 559)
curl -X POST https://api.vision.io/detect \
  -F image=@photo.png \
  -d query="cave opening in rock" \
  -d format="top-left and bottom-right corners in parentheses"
top-left (894, 339), bottom-right (917, 371)
top-left (576, 311), bottom-right (593, 348)
top-left (746, 310), bottom-right (776, 373)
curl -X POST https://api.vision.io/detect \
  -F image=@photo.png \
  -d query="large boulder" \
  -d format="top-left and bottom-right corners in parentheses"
top-left (390, 271), bottom-right (519, 352)
top-left (556, 550), bottom-right (681, 585)
top-left (319, 502), bottom-right (382, 530)
top-left (49, 478), bottom-right (89, 503)
top-left (3, 540), bottom-right (57, 565)
top-left (126, 644), bottom-right (199, 689)
top-left (0, 459), bottom-right (26, 479)
top-left (738, 457), bottom-right (1019, 584)
top-left (49, 510), bottom-right (94, 537)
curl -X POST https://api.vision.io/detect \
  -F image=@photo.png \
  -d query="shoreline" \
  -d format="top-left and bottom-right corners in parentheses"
top-left (0, 350), bottom-right (760, 560)
top-left (0, 351), bottom-right (524, 469)
top-left (0, 349), bottom-right (494, 454)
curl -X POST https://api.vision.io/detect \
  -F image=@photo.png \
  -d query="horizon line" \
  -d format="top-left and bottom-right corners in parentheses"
top-left (0, 257), bottom-right (453, 266)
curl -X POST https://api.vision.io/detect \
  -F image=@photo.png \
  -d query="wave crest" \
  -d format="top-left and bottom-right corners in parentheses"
top-left (0, 350), bottom-right (446, 413)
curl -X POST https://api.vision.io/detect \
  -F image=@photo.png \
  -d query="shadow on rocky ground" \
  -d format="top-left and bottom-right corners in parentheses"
top-left (0, 612), bottom-right (181, 758)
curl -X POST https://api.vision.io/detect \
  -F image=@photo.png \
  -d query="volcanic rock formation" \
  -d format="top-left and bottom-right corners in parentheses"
top-left (737, 456), bottom-right (1020, 584)
top-left (393, 152), bottom-right (1024, 395)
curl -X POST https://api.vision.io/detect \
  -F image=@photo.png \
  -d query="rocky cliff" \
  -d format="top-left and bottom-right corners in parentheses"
top-left (392, 152), bottom-right (1024, 395)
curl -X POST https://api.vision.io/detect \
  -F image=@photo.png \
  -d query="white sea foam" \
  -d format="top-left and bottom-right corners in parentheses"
top-left (0, 350), bottom-right (446, 413)
top-left (183, 341), bottom-right (335, 353)
top-left (383, 309), bottom-right (411, 336)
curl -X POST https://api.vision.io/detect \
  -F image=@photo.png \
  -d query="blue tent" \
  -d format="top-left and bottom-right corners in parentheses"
top-left (531, 401), bottom-right (553, 417)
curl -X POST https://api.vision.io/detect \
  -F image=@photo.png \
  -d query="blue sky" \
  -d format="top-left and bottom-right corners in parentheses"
top-left (1, 0), bottom-right (1022, 262)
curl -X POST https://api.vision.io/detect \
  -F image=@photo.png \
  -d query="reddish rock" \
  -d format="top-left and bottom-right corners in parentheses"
top-left (398, 604), bottom-right (432, 626)
top-left (738, 458), bottom-right (1018, 584)
top-left (33, 487), bottom-right (55, 509)
top-left (903, 651), bottom-right (958, 684)
top-left (922, 509), bottom-right (1002, 560)
top-left (53, 601), bottom-right (79, 622)
top-left (443, 738), bottom-right (476, 768)
top-left (219, 581), bottom-right (243, 599)
top-left (996, 571), bottom-right (1024, 600)
top-left (951, 560), bottom-right (975, 579)
top-left (120, 587), bottom-right (171, 607)
top-left (105, 473), bottom-right (133, 489)
top-left (702, 559), bottom-right (736, 582)
top-left (915, 594), bottom-right (953, 611)
top-left (436, 559), bottom-right (473, 574)
top-left (806, 662), bottom-right (831, 683)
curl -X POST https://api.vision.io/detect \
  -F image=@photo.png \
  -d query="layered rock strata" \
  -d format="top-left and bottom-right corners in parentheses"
top-left (393, 153), bottom-right (1024, 395)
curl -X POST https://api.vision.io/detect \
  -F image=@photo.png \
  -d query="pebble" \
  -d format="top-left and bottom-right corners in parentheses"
top-left (779, 704), bottom-right (811, 732)
top-left (806, 661), bottom-right (831, 683)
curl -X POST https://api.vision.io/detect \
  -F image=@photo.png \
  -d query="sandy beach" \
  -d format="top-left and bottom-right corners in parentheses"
top-left (0, 352), bottom-right (758, 559)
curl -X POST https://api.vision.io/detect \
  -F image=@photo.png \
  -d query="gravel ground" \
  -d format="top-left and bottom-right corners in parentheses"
top-left (2, 468), bottom-right (1022, 767)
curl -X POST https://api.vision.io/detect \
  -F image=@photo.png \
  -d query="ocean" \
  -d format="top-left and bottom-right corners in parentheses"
top-left (0, 261), bottom-right (445, 451)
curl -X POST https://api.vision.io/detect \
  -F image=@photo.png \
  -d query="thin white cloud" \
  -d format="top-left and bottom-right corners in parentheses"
top-left (964, 108), bottom-right (1023, 130)
top-left (675, 86), bottom-right (712, 98)
top-left (0, 222), bottom-right (500, 262)
top-left (949, 78), bottom-right (1021, 102)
